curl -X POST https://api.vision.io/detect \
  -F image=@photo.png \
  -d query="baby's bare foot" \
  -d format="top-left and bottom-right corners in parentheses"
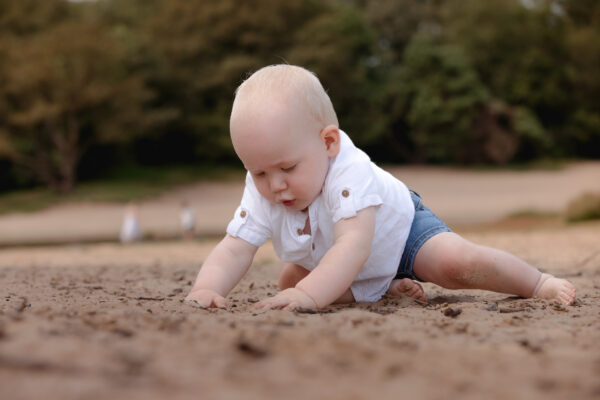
top-left (533, 273), bottom-right (576, 305)
top-left (387, 278), bottom-right (428, 302)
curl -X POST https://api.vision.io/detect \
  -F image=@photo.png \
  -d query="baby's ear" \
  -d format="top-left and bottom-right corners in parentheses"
top-left (320, 125), bottom-right (340, 157)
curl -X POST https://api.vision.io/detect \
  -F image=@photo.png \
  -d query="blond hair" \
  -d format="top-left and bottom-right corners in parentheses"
top-left (232, 64), bottom-right (339, 128)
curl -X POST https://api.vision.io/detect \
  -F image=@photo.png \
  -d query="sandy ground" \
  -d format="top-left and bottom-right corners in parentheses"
top-left (1, 161), bottom-right (599, 245)
top-left (1, 164), bottom-right (600, 399)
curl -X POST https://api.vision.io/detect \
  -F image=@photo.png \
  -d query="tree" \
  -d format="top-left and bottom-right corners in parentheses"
top-left (0, 20), bottom-right (152, 192)
top-left (388, 31), bottom-right (550, 164)
top-left (392, 34), bottom-right (490, 163)
top-left (358, 0), bottom-right (430, 64)
top-left (128, 0), bottom-right (382, 163)
top-left (132, 0), bottom-right (325, 163)
top-left (0, 0), bottom-right (68, 36)
top-left (441, 0), bottom-right (566, 157)
top-left (561, 0), bottom-right (600, 156)
top-left (286, 3), bottom-right (384, 147)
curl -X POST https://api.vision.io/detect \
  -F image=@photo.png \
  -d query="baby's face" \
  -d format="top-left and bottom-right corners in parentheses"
top-left (231, 98), bottom-right (335, 211)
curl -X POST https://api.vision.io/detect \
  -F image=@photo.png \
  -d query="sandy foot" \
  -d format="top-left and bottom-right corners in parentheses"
top-left (386, 278), bottom-right (428, 302)
top-left (533, 273), bottom-right (576, 305)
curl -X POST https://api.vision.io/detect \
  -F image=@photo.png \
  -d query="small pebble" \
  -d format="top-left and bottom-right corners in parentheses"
top-left (443, 307), bottom-right (462, 318)
top-left (236, 339), bottom-right (268, 358)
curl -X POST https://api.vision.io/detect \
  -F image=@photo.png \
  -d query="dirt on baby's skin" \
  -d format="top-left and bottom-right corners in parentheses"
top-left (1, 221), bottom-right (600, 400)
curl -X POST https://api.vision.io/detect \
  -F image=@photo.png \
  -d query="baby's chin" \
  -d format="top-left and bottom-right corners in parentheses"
top-left (294, 198), bottom-right (315, 212)
top-left (278, 199), bottom-right (310, 212)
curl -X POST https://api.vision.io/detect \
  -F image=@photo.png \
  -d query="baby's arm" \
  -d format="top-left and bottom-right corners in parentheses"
top-left (186, 234), bottom-right (258, 308)
top-left (256, 207), bottom-right (376, 310)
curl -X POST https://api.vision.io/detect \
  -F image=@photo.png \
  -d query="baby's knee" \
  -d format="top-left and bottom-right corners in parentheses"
top-left (436, 243), bottom-right (479, 286)
top-left (278, 263), bottom-right (309, 290)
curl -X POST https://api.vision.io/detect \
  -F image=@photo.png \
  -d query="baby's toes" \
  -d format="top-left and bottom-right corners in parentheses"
top-left (559, 284), bottom-right (576, 305)
top-left (406, 284), bottom-right (418, 295)
top-left (412, 286), bottom-right (428, 302)
top-left (536, 276), bottom-right (576, 305)
top-left (388, 278), bottom-right (410, 294)
top-left (558, 281), bottom-right (576, 305)
top-left (387, 278), bottom-right (427, 301)
top-left (560, 294), bottom-right (574, 305)
top-left (396, 279), bottom-right (412, 292)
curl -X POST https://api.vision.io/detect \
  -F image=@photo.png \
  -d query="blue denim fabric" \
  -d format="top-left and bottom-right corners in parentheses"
top-left (395, 190), bottom-right (452, 282)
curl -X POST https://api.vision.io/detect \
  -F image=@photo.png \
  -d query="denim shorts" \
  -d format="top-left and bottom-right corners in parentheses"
top-left (394, 190), bottom-right (452, 282)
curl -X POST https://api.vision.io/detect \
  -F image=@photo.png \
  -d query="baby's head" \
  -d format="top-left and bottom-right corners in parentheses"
top-left (232, 64), bottom-right (339, 129)
top-left (230, 65), bottom-right (340, 211)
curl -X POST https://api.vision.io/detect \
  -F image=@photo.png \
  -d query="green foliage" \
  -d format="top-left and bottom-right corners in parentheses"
top-left (361, 0), bottom-right (428, 60)
top-left (0, 18), bottom-right (153, 192)
top-left (440, 0), bottom-right (593, 156)
top-left (0, 0), bottom-right (599, 193)
top-left (392, 34), bottom-right (490, 163)
top-left (562, 1), bottom-right (600, 156)
top-left (287, 3), bottom-right (383, 146)
top-left (133, 0), bottom-right (329, 163)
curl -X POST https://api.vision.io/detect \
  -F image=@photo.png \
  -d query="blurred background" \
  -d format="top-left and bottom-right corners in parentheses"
top-left (1, 0), bottom-right (599, 192)
top-left (0, 0), bottom-right (599, 244)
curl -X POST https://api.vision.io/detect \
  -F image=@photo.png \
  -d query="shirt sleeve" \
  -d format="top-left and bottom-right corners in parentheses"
top-left (326, 159), bottom-right (383, 223)
top-left (226, 173), bottom-right (272, 247)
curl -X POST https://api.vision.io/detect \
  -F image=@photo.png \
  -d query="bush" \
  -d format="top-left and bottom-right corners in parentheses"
top-left (565, 192), bottom-right (600, 222)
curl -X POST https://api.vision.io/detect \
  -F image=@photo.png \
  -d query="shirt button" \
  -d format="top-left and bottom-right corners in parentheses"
top-left (240, 210), bottom-right (247, 218)
top-left (342, 189), bottom-right (350, 198)
top-left (297, 228), bottom-right (303, 236)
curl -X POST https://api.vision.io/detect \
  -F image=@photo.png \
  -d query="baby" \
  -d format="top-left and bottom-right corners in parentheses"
top-left (186, 64), bottom-right (575, 310)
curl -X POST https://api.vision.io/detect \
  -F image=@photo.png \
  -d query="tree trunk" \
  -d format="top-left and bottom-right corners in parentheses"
top-left (51, 115), bottom-right (80, 193)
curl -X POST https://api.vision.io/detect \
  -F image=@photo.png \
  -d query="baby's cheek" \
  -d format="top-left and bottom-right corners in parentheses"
top-left (256, 183), bottom-right (272, 200)
top-left (292, 177), bottom-right (310, 196)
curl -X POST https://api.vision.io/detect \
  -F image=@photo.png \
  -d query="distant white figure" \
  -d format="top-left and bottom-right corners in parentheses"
top-left (180, 200), bottom-right (196, 239)
top-left (120, 203), bottom-right (141, 243)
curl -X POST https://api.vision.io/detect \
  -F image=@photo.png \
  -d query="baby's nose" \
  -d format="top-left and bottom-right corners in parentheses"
top-left (269, 175), bottom-right (287, 192)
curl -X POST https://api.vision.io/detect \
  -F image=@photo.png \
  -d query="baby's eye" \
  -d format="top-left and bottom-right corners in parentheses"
top-left (253, 171), bottom-right (265, 177)
top-left (282, 165), bottom-right (296, 172)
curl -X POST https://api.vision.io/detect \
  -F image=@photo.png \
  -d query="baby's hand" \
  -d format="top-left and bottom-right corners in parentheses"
top-left (254, 288), bottom-right (317, 311)
top-left (185, 288), bottom-right (226, 308)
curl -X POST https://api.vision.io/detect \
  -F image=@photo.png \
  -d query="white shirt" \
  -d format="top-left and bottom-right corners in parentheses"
top-left (227, 130), bottom-right (414, 302)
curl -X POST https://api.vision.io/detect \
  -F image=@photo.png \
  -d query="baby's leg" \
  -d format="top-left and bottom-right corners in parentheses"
top-left (413, 232), bottom-right (575, 305)
top-left (278, 263), bottom-right (310, 290)
top-left (278, 263), bottom-right (355, 304)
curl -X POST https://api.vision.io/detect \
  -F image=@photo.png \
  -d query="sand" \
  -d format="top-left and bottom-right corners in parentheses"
top-left (1, 164), bottom-right (600, 399)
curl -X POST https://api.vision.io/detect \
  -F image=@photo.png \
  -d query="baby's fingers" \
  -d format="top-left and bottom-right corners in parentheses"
top-left (185, 294), bottom-right (226, 309)
top-left (255, 296), bottom-right (289, 310)
top-left (282, 302), bottom-right (300, 311)
top-left (254, 300), bottom-right (276, 310)
top-left (185, 298), bottom-right (210, 308)
top-left (253, 299), bottom-right (268, 309)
